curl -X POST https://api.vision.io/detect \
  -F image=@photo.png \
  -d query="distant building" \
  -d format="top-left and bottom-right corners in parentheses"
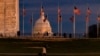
top-left (33, 6), bottom-right (52, 36)
top-left (88, 24), bottom-right (100, 38)
top-left (0, 0), bottom-right (19, 37)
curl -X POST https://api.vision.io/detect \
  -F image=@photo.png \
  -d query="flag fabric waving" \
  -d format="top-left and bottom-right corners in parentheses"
top-left (23, 8), bottom-right (26, 16)
top-left (58, 7), bottom-right (61, 15)
top-left (97, 15), bottom-right (100, 21)
top-left (70, 16), bottom-right (74, 23)
top-left (87, 7), bottom-right (91, 15)
top-left (74, 6), bottom-right (80, 15)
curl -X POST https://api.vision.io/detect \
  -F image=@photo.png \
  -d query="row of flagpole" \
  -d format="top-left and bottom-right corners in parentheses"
top-left (73, 11), bottom-right (76, 38)
top-left (57, 6), bottom-right (100, 38)
top-left (22, 1), bottom-right (100, 38)
top-left (73, 6), bottom-right (100, 38)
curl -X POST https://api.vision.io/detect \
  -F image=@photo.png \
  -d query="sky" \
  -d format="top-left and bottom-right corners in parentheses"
top-left (19, 0), bottom-right (100, 34)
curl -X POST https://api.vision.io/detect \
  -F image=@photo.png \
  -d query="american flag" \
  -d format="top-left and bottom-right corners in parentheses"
top-left (70, 16), bottom-right (74, 23)
top-left (97, 15), bottom-right (100, 21)
top-left (22, 8), bottom-right (26, 16)
top-left (87, 7), bottom-right (91, 15)
top-left (74, 6), bottom-right (80, 15)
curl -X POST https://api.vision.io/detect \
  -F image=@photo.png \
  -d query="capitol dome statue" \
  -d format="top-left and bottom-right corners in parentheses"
top-left (33, 6), bottom-right (52, 36)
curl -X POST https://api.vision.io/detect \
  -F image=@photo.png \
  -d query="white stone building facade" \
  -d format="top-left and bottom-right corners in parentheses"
top-left (0, 0), bottom-right (19, 37)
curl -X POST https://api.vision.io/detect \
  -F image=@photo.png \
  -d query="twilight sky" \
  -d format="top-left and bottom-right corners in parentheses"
top-left (19, 0), bottom-right (100, 34)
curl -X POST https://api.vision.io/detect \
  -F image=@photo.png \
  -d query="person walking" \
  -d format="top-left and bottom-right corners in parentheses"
top-left (42, 46), bottom-right (47, 56)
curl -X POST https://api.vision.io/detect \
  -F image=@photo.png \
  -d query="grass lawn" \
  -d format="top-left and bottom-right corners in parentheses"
top-left (0, 38), bottom-right (100, 56)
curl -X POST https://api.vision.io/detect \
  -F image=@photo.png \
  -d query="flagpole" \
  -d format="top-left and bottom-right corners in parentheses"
top-left (32, 12), bottom-right (33, 37)
top-left (57, 2), bottom-right (59, 37)
top-left (86, 16), bottom-right (89, 38)
top-left (73, 6), bottom-right (80, 38)
top-left (86, 4), bottom-right (88, 38)
top-left (73, 13), bottom-right (76, 38)
top-left (23, 0), bottom-right (24, 36)
top-left (97, 12), bottom-right (99, 37)
top-left (86, 5), bottom-right (89, 38)
top-left (61, 17), bottom-right (62, 37)
top-left (97, 16), bottom-right (99, 38)
top-left (73, 4), bottom-right (76, 38)
top-left (58, 17), bottom-right (59, 36)
top-left (59, 16), bottom-right (62, 37)
top-left (98, 22), bottom-right (99, 37)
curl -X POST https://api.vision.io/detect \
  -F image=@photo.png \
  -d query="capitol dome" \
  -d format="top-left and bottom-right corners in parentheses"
top-left (33, 7), bottom-right (52, 36)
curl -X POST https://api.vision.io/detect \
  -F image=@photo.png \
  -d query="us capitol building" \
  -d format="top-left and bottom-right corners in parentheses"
top-left (33, 6), bottom-right (52, 36)
top-left (0, 0), bottom-right (19, 37)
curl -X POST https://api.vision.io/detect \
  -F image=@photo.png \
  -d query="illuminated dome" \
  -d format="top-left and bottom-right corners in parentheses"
top-left (33, 7), bottom-right (52, 36)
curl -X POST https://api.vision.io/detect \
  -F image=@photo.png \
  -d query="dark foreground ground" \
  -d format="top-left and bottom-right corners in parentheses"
top-left (0, 37), bottom-right (100, 56)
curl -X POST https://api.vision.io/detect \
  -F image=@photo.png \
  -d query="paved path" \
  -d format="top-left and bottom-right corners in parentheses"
top-left (0, 53), bottom-right (37, 55)
top-left (0, 53), bottom-right (100, 55)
